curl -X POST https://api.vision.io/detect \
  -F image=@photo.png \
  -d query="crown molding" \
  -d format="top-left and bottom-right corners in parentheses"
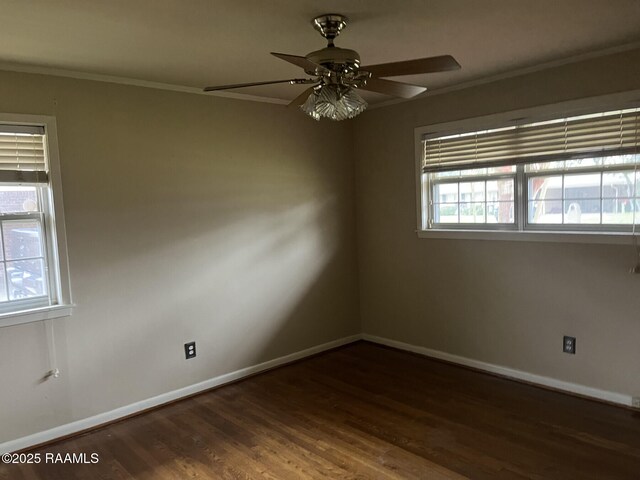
top-left (368, 40), bottom-right (640, 110)
top-left (0, 39), bottom-right (639, 110)
top-left (0, 62), bottom-right (289, 105)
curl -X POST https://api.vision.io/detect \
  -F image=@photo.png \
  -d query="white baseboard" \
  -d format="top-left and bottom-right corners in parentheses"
top-left (0, 334), bottom-right (362, 454)
top-left (362, 334), bottom-right (632, 407)
top-left (3, 332), bottom-right (632, 453)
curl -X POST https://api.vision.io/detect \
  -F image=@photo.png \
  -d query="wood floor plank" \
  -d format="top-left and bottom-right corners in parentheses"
top-left (2, 341), bottom-right (640, 479)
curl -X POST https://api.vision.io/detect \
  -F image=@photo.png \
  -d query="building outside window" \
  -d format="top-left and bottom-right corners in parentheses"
top-left (417, 105), bottom-right (640, 237)
top-left (0, 114), bottom-right (72, 327)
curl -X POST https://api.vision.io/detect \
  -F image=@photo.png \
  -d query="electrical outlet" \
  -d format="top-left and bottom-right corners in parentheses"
top-left (184, 341), bottom-right (196, 359)
top-left (632, 397), bottom-right (640, 408)
top-left (563, 336), bottom-right (576, 354)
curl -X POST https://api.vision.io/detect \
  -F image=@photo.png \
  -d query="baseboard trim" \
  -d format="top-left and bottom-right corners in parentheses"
top-left (0, 334), bottom-right (362, 454)
top-left (4, 332), bottom-right (632, 453)
top-left (362, 334), bottom-right (632, 407)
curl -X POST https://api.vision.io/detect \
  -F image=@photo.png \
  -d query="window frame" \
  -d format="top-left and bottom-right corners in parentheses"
top-left (427, 169), bottom-right (520, 231)
top-left (414, 90), bottom-right (640, 244)
top-left (0, 113), bottom-right (73, 328)
top-left (523, 163), bottom-right (639, 233)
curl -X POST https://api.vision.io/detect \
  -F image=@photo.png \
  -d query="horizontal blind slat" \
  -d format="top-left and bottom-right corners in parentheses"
top-left (0, 125), bottom-right (44, 135)
top-left (0, 170), bottom-right (48, 183)
top-left (428, 123), bottom-right (637, 155)
top-left (425, 128), bottom-right (638, 159)
top-left (428, 135), bottom-right (638, 162)
top-left (0, 131), bottom-right (47, 174)
top-left (423, 146), bottom-right (639, 173)
top-left (423, 108), bottom-right (640, 171)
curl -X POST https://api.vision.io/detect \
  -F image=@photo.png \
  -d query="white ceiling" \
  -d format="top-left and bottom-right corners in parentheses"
top-left (3, 0), bottom-right (640, 104)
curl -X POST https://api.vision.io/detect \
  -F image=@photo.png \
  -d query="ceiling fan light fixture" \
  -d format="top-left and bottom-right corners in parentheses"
top-left (300, 84), bottom-right (367, 121)
top-left (300, 89), bottom-right (322, 120)
top-left (203, 13), bottom-right (460, 120)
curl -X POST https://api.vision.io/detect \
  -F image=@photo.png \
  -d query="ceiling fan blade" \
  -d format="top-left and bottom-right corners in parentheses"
top-left (271, 52), bottom-right (329, 75)
top-left (203, 79), bottom-right (309, 92)
top-left (361, 55), bottom-right (461, 78)
top-left (359, 78), bottom-right (427, 99)
top-left (288, 86), bottom-right (316, 108)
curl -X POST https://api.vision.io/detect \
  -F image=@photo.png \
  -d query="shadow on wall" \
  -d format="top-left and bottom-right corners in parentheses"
top-left (28, 190), bottom-right (358, 429)
top-left (0, 78), bottom-right (359, 445)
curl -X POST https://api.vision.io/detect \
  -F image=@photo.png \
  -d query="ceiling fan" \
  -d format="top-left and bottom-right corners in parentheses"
top-left (203, 14), bottom-right (461, 120)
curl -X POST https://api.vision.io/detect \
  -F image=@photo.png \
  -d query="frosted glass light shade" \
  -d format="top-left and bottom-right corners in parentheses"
top-left (300, 85), bottom-right (367, 121)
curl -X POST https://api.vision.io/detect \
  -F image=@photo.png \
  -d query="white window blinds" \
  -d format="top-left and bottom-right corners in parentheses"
top-left (0, 124), bottom-right (47, 183)
top-left (422, 108), bottom-right (640, 172)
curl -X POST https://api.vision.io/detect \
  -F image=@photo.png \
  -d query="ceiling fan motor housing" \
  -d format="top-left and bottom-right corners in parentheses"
top-left (305, 46), bottom-right (361, 75)
top-left (308, 14), bottom-right (361, 77)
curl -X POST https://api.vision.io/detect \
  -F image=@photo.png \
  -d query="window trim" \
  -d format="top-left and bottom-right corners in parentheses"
top-left (428, 170), bottom-right (519, 230)
top-left (415, 90), bottom-right (640, 243)
top-left (0, 113), bottom-right (73, 328)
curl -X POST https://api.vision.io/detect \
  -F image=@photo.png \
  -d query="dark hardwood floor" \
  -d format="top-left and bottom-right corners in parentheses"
top-left (2, 341), bottom-right (640, 479)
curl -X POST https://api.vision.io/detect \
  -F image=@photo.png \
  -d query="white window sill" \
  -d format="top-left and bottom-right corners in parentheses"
top-left (417, 229), bottom-right (638, 245)
top-left (0, 304), bottom-right (74, 328)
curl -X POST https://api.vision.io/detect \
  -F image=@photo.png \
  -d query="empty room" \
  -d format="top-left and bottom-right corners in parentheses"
top-left (1, 1), bottom-right (640, 479)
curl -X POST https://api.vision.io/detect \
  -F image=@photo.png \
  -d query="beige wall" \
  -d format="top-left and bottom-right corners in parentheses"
top-left (354, 48), bottom-right (640, 398)
top-left (0, 71), bottom-right (360, 443)
top-left (3, 46), bottom-right (640, 447)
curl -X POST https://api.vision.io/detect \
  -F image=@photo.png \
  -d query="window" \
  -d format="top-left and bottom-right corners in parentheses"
top-left (0, 115), bottom-right (71, 327)
top-left (417, 104), bottom-right (640, 239)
